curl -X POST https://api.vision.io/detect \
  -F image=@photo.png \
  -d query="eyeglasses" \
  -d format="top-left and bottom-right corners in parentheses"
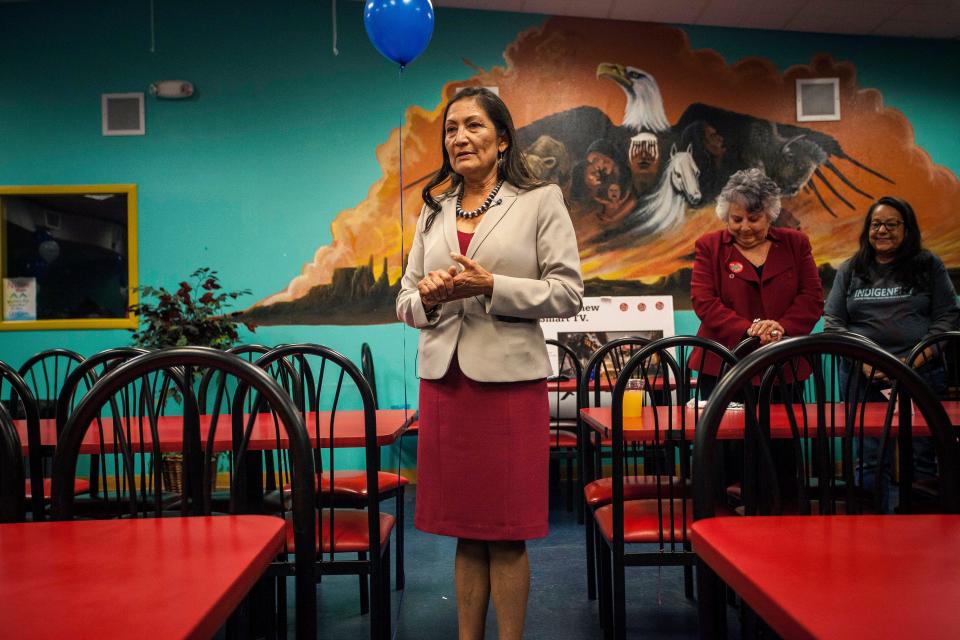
top-left (870, 220), bottom-right (902, 232)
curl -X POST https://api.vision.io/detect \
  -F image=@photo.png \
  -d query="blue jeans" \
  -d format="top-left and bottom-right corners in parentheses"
top-left (837, 359), bottom-right (943, 511)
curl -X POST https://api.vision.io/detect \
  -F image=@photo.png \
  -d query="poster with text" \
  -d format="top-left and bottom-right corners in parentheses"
top-left (3, 278), bottom-right (36, 321)
top-left (541, 295), bottom-right (675, 378)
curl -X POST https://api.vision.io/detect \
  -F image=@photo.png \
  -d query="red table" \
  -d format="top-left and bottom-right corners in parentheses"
top-left (17, 409), bottom-right (414, 455)
top-left (580, 402), bottom-right (960, 442)
top-left (691, 515), bottom-right (960, 640)
top-left (0, 515), bottom-right (285, 639)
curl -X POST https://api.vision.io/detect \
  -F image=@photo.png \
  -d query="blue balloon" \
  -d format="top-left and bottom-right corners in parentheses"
top-left (363, 0), bottom-right (435, 67)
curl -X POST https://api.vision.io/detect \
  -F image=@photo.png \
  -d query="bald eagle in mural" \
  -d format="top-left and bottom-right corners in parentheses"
top-left (516, 62), bottom-right (892, 249)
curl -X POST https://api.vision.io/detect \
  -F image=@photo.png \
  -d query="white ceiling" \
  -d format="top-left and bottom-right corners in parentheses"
top-left (430, 0), bottom-right (960, 39)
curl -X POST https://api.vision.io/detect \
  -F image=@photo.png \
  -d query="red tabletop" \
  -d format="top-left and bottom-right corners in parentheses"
top-left (691, 515), bottom-right (960, 640)
top-left (0, 515), bottom-right (285, 639)
top-left (17, 409), bottom-right (413, 455)
top-left (580, 402), bottom-right (960, 442)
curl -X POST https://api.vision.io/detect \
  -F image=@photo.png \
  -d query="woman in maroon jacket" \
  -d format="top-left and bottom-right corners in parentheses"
top-left (689, 168), bottom-right (824, 396)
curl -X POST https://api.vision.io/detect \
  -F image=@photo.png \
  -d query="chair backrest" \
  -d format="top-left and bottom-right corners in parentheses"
top-left (50, 346), bottom-right (316, 637)
top-left (197, 344), bottom-right (303, 496)
top-left (546, 338), bottom-right (583, 428)
top-left (254, 343), bottom-right (385, 562)
top-left (0, 361), bottom-right (42, 518)
top-left (55, 347), bottom-right (149, 432)
top-left (0, 402), bottom-right (26, 523)
top-left (18, 348), bottom-right (85, 419)
top-left (907, 331), bottom-right (960, 400)
top-left (694, 333), bottom-right (960, 520)
top-left (580, 336), bottom-right (653, 408)
top-left (360, 342), bottom-right (379, 409)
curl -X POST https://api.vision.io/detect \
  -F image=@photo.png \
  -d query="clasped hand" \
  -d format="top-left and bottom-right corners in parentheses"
top-left (747, 318), bottom-right (785, 346)
top-left (418, 252), bottom-right (494, 309)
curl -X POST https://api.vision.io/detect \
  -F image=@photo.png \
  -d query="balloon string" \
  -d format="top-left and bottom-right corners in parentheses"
top-left (148, 0), bottom-right (156, 53)
top-left (393, 63), bottom-right (409, 640)
top-left (398, 64), bottom-right (408, 421)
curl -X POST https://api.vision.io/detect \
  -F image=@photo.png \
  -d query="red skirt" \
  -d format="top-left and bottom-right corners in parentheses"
top-left (415, 357), bottom-right (549, 541)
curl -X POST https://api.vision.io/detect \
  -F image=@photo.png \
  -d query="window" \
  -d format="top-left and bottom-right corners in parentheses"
top-left (0, 184), bottom-right (138, 330)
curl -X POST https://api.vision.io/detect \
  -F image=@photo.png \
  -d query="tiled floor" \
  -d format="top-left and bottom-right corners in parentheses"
top-left (305, 484), bottom-right (736, 639)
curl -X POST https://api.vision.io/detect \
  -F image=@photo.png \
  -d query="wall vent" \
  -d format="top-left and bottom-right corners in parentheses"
top-left (101, 92), bottom-right (145, 136)
top-left (796, 78), bottom-right (840, 122)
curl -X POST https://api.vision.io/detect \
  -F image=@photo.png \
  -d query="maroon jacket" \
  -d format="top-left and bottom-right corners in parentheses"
top-left (689, 227), bottom-right (824, 376)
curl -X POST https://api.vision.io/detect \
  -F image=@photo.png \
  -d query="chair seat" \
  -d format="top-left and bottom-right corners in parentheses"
top-left (549, 429), bottom-right (577, 448)
top-left (284, 471), bottom-right (409, 497)
top-left (584, 476), bottom-right (690, 507)
top-left (594, 499), bottom-right (733, 544)
top-left (25, 478), bottom-right (89, 501)
top-left (405, 420), bottom-right (418, 435)
top-left (284, 509), bottom-right (395, 553)
top-left (318, 470), bottom-right (408, 496)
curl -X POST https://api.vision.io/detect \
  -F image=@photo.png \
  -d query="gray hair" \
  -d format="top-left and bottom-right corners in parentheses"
top-left (715, 168), bottom-right (782, 222)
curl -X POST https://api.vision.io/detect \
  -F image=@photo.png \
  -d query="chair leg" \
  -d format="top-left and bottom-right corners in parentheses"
top-left (276, 572), bottom-right (287, 639)
top-left (696, 559), bottom-right (727, 640)
top-left (613, 545), bottom-right (626, 640)
top-left (684, 564), bottom-right (694, 599)
top-left (585, 510), bottom-right (597, 600)
top-left (598, 537), bottom-right (613, 640)
top-left (396, 486), bottom-right (405, 590)
top-left (576, 469), bottom-right (585, 525)
top-left (381, 545), bottom-right (392, 640)
top-left (359, 551), bottom-right (370, 615)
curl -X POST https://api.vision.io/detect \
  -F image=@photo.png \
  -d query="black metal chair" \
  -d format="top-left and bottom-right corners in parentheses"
top-left (580, 336), bottom-right (653, 601)
top-left (595, 336), bottom-right (737, 640)
top-left (358, 341), bottom-right (410, 591)
top-left (693, 333), bottom-right (960, 638)
top-left (18, 348), bottom-right (85, 419)
top-left (54, 347), bottom-right (150, 507)
top-left (546, 339), bottom-right (583, 517)
top-left (360, 342), bottom-right (379, 409)
top-left (50, 346), bottom-right (317, 638)
top-left (904, 330), bottom-right (960, 503)
top-left (255, 343), bottom-right (395, 640)
top-left (195, 344), bottom-right (302, 507)
top-left (0, 361), bottom-right (42, 519)
top-left (0, 402), bottom-right (26, 523)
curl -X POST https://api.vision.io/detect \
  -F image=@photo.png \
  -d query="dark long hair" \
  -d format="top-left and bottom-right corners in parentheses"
top-left (851, 196), bottom-right (930, 289)
top-left (420, 87), bottom-right (541, 232)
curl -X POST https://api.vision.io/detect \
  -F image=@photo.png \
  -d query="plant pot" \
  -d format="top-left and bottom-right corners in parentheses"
top-left (161, 453), bottom-right (219, 494)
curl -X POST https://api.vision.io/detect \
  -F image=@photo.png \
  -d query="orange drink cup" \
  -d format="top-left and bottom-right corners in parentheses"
top-left (622, 379), bottom-right (645, 427)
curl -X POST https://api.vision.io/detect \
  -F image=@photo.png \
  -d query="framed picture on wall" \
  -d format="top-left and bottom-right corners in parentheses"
top-left (0, 184), bottom-right (138, 331)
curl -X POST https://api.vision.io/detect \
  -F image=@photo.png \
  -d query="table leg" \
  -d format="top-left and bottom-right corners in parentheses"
top-left (696, 559), bottom-right (727, 639)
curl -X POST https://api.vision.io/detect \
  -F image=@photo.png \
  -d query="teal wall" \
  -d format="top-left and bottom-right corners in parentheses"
top-left (1, 1), bottom-right (958, 425)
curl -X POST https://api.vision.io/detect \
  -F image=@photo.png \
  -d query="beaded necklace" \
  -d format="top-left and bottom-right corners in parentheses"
top-left (456, 180), bottom-right (504, 219)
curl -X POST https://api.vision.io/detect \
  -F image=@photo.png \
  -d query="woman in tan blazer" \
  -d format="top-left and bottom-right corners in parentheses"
top-left (397, 87), bottom-right (582, 640)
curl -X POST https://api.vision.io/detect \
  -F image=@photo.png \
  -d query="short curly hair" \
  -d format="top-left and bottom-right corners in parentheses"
top-left (715, 168), bottom-right (782, 222)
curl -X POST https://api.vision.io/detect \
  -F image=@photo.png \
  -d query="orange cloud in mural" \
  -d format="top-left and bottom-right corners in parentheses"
top-left (240, 17), bottom-right (960, 325)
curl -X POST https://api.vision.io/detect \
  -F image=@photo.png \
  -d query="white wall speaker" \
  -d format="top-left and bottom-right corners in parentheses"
top-left (796, 78), bottom-right (840, 122)
top-left (101, 92), bottom-right (145, 136)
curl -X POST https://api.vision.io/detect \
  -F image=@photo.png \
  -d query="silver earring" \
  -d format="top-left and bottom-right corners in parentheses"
top-left (497, 150), bottom-right (505, 166)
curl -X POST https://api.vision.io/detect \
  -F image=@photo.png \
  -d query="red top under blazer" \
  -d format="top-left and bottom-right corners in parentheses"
top-left (689, 226), bottom-right (824, 376)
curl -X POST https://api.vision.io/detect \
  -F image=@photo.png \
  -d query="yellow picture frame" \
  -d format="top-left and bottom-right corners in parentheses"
top-left (0, 184), bottom-right (138, 331)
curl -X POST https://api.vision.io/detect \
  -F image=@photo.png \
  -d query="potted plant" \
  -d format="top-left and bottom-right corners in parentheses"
top-left (130, 267), bottom-right (250, 351)
top-left (129, 267), bottom-right (250, 491)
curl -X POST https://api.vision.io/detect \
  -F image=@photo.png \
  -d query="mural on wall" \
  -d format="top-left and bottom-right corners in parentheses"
top-left (237, 17), bottom-right (960, 326)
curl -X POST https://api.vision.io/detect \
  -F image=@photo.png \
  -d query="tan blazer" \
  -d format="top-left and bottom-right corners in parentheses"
top-left (396, 182), bottom-right (583, 382)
